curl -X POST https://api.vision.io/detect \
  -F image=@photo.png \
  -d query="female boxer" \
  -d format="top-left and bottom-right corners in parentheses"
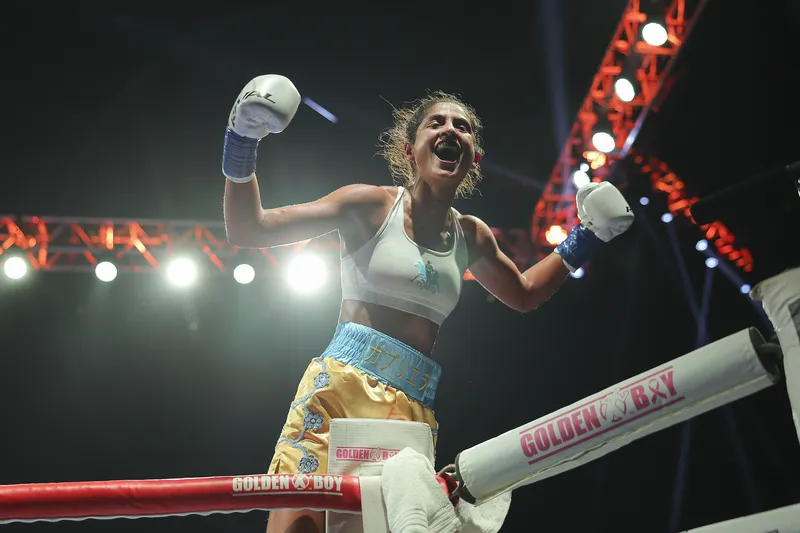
top-left (222, 75), bottom-right (633, 533)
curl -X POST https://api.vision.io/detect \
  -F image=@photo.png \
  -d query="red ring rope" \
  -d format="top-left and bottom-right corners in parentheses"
top-left (0, 473), bottom-right (451, 524)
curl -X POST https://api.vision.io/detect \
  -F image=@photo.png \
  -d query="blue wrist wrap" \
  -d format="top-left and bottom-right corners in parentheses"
top-left (554, 224), bottom-right (604, 270)
top-left (222, 127), bottom-right (259, 180)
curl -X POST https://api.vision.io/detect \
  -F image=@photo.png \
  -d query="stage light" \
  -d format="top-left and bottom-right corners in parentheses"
top-left (661, 213), bottom-right (673, 223)
top-left (740, 284), bottom-right (751, 294)
top-left (545, 225), bottom-right (568, 246)
top-left (285, 252), bottom-right (327, 294)
top-left (642, 22), bottom-right (668, 46)
top-left (95, 261), bottom-right (117, 282)
top-left (705, 257), bottom-right (719, 269)
top-left (614, 78), bottom-right (636, 102)
top-left (582, 150), bottom-right (607, 170)
top-left (570, 267), bottom-right (584, 279)
top-left (302, 97), bottom-right (338, 124)
top-left (695, 240), bottom-right (708, 251)
top-left (572, 170), bottom-right (591, 188)
top-left (233, 264), bottom-right (255, 285)
top-left (166, 258), bottom-right (198, 288)
top-left (592, 131), bottom-right (615, 153)
top-left (639, 197), bottom-right (650, 206)
top-left (3, 257), bottom-right (27, 280)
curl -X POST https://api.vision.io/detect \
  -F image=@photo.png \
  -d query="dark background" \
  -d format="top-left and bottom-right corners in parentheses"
top-left (3, 1), bottom-right (800, 531)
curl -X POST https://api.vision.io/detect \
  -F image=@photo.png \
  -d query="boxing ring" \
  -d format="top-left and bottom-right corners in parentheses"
top-left (2, 268), bottom-right (799, 532)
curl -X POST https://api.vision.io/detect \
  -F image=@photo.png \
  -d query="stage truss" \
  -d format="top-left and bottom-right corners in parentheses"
top-left (0, 216), bottom-right (534, 279)
top-left (531, 0), bottom-right (701, 252)
top-left (633, 153), bottom-right (754, 272)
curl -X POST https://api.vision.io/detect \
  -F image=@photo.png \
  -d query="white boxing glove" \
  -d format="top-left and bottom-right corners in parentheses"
top-left (222, 75), bottom-right (301, 182)
top-left (554, 181), bottom-right (634, 272)
top-left (576, 181), bottom-right (634, 242)
top-left (228, 75), bottom-right (301, 138)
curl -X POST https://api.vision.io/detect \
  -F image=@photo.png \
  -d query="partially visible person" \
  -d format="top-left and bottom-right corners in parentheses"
top-left (221, 75), bottom-right (634, 533)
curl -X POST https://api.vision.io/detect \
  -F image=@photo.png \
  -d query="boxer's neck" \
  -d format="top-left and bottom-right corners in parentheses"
top-left (408, 180), bottom-right (456, 230)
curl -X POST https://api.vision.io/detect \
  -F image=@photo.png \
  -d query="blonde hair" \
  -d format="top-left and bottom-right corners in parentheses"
top-left (378, 91), bottom-right (485, 199)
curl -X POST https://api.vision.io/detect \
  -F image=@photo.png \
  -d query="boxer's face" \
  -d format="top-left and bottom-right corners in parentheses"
top-left (404, 102), bottom-right (480, 189)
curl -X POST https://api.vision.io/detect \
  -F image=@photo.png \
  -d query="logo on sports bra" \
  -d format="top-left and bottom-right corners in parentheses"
top-left (412, 260), bottom-right (440, 294)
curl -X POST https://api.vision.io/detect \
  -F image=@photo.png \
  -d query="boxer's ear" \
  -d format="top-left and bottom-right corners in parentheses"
top-left (404, 142), bottom-right (415, 163)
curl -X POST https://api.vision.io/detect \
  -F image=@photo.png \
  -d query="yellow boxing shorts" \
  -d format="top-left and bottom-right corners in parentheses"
top-left (268, 321), bottom-right (441, 475)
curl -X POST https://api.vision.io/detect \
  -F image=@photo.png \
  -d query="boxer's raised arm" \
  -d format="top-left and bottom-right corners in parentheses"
top-left (224, 181), bottom-right (386, 248)
top-left (220, 75), bottom-right (387, 248)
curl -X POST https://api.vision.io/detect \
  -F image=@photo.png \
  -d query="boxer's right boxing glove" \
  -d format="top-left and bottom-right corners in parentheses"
top-left (222, 75), bottom-right (302, 183)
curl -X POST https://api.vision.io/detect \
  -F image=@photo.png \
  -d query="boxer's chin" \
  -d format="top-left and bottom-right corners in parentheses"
top-left (424, 163), bottom-right (467, 189)
top-left (419, 157), bottom-right (465, 184)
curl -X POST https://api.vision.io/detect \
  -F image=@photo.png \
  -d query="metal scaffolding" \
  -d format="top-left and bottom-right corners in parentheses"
top-left (530, 0), bottom-right (714, 257)
top-left (633, 153), bottom-right (754, 273)
top-left (0, 216), bottom-right (535, 279)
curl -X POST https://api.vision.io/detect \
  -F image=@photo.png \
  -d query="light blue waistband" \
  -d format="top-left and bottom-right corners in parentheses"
top-left (321, 322), bottom-right (441, 409)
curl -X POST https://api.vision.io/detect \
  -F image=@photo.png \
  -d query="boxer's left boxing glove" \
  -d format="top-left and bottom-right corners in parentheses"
top-left (222, 75), bottom-right (302, 183)
top-left (555, 182), bottom-right (634, 272)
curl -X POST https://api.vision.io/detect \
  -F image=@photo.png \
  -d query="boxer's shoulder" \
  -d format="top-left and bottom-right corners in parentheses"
top-left (328, 184), bottom-right (397, 231)
top-left (453, 213), bottom-right (498, 263)
top-left (454, 213), bottom-right (489, 242)
top-left (331, 183), bottom-right (395, 211)
top-left (334, 184), bottom-right (397, 251)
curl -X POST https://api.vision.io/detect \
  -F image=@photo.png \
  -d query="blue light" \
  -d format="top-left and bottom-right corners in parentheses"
top-left (740, 284), bottom-right (751, 294)
top-left (570, 267), bottom-right (584, 279)
top-left (705, 257), bottom-right (719, 269)
top-left (303, 97), bottom-right (338, 123)
top-left (639, 197), bottom-right (650, 206)
top-left (695, 240), bottom-right (708, 251)
top-left (661, 213), bottom-right (673, 223)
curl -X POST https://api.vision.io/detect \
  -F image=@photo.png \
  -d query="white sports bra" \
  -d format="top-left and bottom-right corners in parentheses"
top-left (340, 187), bottom-right (470, 326)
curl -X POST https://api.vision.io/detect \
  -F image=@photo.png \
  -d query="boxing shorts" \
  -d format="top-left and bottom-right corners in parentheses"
top-left (268, 322), bottom-right (441, 475)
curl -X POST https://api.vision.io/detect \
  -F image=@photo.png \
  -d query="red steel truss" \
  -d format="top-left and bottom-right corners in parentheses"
top-left (0, 216), bottom-right (533, 279)
top-left (632, 154), bottom-right (754, 272)
top-left (531, 0), bottom-right (703, 256)
top-left (529, 0), bottom-right (751, 274)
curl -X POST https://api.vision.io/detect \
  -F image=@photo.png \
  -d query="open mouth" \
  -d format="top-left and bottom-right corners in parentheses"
top-left (434, 139), bottom-right (461, 164)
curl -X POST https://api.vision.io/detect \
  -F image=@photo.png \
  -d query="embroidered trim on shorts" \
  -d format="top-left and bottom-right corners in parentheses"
top-left (275, 357), bottom-right (330, 474)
